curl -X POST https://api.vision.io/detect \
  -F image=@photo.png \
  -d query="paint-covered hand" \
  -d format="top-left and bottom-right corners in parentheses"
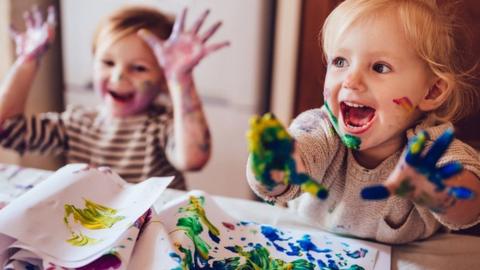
top-left (10, 5), bottom-right (56, 63)
top-left (247, 113), bottom-right (328, 199)
top-left (138, 8), bottom-right (229, 82)
top-left (361, 129), bottom-right (474, 213)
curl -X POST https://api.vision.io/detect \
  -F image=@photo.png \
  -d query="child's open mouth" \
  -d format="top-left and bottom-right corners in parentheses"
top-left (108, 91), bottom-right (135, 103)
top-left (340, 101), bottom-right (376, 134)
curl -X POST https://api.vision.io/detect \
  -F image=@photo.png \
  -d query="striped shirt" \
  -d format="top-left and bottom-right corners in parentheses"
top-left (0, 104), bottom-right (185, 189)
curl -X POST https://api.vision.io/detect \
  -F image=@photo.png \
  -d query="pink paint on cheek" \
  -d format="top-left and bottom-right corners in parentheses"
top-left (393, 97), bottom-right (414, 113)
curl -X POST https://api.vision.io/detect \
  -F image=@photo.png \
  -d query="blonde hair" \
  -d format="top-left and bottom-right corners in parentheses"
top-left (321, 0), bottom-right (478, 123)
top-left (92, 6), bottom-right (174, 54)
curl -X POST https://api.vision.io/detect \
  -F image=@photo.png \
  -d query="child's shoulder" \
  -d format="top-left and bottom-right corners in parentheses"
top-left (290, 107), bottom-right (332, 134)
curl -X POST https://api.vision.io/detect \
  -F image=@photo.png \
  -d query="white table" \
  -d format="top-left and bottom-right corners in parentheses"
top-left (2, 164), bottom-right (480, 270)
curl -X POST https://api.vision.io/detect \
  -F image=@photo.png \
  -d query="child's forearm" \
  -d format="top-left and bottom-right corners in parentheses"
top-left (434, 170), bottom-right (480, 226)
top-left (0, 58), bottom-right (38, 123)
top-left (166, 76), bottom-right (211, 171)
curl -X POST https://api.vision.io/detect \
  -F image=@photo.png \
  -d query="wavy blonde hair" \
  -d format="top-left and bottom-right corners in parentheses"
top-left (92, 6), bottom-right (174, 54)
top-left (321, 0), bottom-right (478, 123)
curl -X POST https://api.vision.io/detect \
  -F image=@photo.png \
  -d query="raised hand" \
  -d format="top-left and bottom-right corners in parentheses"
top-left (361, 129), bottom-right (475, 213)
top-left (247, 113), bottom-right (328, 200)
top-left (138, 8), bottom-right (230, 81)
top-left (10, 5), bottom-right (56, 63)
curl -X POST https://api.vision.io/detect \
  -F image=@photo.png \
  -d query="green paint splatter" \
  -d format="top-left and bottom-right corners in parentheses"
top-left (64, 198), bottom-right (124, 246)
top-left (324, 102), bottom-right (361, 150)
top-left (66, 231), bottom-right (100, 246)
top-left (179, 196), bottom-right (219, 237)
top-left (170, 196), bottom-right (315, 270)
top-left (246, 113), bottom-right (328, 199)
top-left (395, 178), bottom-right (415, 197)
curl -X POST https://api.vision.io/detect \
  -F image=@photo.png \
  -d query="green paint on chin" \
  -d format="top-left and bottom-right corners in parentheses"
top-left (324, 102), bottom-right (361, 150)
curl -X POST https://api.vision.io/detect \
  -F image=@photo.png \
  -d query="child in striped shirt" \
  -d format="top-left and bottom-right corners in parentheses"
top-left (0, 5), bottom-right (229, 189)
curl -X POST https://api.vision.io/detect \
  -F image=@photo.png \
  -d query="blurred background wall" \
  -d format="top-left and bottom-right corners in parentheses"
top-left (0, 0), bottom-right (302, 199)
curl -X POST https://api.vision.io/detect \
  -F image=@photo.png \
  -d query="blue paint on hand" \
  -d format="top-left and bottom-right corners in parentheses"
top-left (405, 129), bottom-right (465, 192)
top-left (423, 128), bottom-right (454, 168)
top-left (448, 186), bottom-right (475, 200)
top-left (361, 185), bottom-right (390, 200)
top-left (438, 162), bottom-right (463, 179)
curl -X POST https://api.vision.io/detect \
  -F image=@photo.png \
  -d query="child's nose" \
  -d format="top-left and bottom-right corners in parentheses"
top-left (110, 67), bottom-right (126, 84)
top-left (343, 70), bottom-right (365, 91)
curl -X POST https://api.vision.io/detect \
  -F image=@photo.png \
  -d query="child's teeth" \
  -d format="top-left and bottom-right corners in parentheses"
top-left (345, 101), bottom-right (364, 108)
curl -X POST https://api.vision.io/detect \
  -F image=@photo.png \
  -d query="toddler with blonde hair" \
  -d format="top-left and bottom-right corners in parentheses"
top-left (247, 0), bottom-right (480, 244)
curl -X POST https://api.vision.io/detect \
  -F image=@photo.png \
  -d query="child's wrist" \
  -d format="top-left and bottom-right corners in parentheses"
top-left (14, 56), bottom-right (40, 71)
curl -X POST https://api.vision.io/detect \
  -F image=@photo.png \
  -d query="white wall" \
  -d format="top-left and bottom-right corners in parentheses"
top-left (0, 0), bottom-right (64, 170)
top-left (61, 0), bottom-right (274, 199)
top-left (61, 0), bottom-right (271, 110)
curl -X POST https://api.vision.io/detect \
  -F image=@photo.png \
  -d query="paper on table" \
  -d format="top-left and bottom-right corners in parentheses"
top-left (0, 163), bottom-right (173, 268)
top-left (144, 190), bottom-right (389, 270)
top-left (0, 164), bottom-right (51, 206)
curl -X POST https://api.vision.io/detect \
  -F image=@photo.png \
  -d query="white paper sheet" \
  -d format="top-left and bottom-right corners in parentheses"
top-left (0, 163), bottom-right (173, 268)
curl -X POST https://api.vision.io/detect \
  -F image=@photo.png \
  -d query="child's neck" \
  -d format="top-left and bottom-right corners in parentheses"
top-left (353, 135), bottom-right (407, 169)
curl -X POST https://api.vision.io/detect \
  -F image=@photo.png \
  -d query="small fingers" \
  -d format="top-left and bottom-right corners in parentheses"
top-left (32, 5), bottom-right (43, 28)
top-left (201, 21), bottom-right (222, 43)
top-left (9, 24), bottom-right (19, 40)
top-left (447, 186), bottom-right (475, 200)
top-left (46, 5), bottom-right (57, 28)
top-left (438, 162), bottom-right (463, 180)
top-left (361, 184), bottom-right (391, 200)
top-left (424, 128), bottom-right (454, 167)
top-left (405, 130), bottom-right (428, 166)
top-left (23, 10), bottom-right (34, 30)
top-left (191, 9), bottom-right (210, 34)
top-left (172, 8), bottom-right (187, 38)
top-left (202, 41), bottom-right (230, 57)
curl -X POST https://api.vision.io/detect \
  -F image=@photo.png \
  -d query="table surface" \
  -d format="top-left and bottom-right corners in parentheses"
top-left (2, 164), bottom-right (480, 270)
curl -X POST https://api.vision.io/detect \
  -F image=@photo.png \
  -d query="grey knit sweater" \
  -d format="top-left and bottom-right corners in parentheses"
top-left (247, 107), bottom-right (480, 244)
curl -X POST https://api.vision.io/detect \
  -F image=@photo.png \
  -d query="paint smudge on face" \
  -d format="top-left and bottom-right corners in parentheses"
top-left (393, 97), bottom-right (414, 113)
top-left (324, 102), bottom-right (361, 150)
top-left (138, 80), bottom-right (156, 93)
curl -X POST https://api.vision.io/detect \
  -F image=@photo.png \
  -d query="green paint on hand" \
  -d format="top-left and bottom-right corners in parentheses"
top-left (246, 113), bottom-right (328, 199)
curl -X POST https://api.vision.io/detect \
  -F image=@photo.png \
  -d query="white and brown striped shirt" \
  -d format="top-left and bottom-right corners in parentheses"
top-left (0, 104), bottom-right (185, 189)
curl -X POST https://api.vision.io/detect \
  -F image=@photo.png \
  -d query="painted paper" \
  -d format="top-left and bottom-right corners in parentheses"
top-left (0, 163), bottom-right (173, 269)
top-left (151, 190), bottom-right (387, 270)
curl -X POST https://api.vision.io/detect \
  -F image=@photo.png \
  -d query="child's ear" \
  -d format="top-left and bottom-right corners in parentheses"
top-left (418, 78), bottom-right (451, 112)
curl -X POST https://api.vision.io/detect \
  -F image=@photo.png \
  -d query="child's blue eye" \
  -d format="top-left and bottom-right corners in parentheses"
top-left (372, 63), bottom-right (391, 73)
top-left (332, 57), bottom-right (348, 68)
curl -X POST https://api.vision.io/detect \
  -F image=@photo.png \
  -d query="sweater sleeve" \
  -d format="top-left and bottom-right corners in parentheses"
top-left (247, 107), bottom-right (342, 204)
top-left (289, 107), bottom-right (342, 185)
top-left (0, 109), bottom-right (71, 155)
